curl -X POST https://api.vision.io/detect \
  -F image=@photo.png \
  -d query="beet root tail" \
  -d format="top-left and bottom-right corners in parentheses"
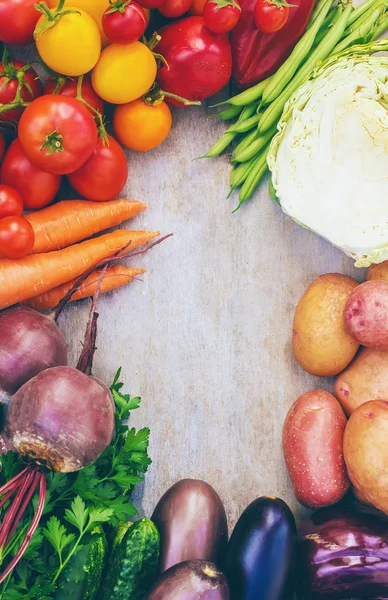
top-left (0, 467), bottom-right (46, 583)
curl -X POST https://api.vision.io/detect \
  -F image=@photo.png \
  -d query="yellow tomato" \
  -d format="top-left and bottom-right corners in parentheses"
top-left (92, 42), bottom-right (157, 104)
top-left (46, 0), bottom-right (111, 47)
top-left (113, 99), bottom-right (172, 152)
top-left (36, 8), bottom-right (101, 76)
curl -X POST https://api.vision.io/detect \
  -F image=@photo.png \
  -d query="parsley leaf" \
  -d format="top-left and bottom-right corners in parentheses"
top-left (42, 517), bottom-right (75, 558)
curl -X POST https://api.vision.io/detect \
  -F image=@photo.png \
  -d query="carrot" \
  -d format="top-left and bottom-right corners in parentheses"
top-left (25, 199), bottom-right (147, 254)
top-left (0, 229), bottom-right (159, 310)
top-left (24, 266), bottom-right (145, 310)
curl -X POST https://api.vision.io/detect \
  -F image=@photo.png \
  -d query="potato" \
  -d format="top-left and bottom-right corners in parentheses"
top-left (344, 281), bottom-right (388, 350)
top-left (367, 260), bottom-right (388, 282)
top-left (344, 400), bottom-right (388, 513)
top-left (293, 274), bottom-right (359, 376)
top-left (335, 348), bottom-right (388, 415)
top-left (282, 390), bottom-right (349, 508)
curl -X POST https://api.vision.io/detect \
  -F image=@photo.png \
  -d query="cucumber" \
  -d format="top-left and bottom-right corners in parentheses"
top-left (54, 529), bottom-right (107, 600)
top-left (99, 518), bottom-right (160, 600)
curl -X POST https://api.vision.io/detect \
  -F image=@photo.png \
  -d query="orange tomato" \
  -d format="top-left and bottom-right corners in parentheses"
top-left (113, 99), bottom-right (172, 152)
top-left (190, 0), bottom-right (207, 15)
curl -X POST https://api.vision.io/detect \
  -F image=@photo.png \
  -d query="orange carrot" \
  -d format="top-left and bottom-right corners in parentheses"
top-left (0, 229), bottom-right (159, 310)
top-left (25, 266), bottom-right (145, 310)
top-left (26, 199), bottom-right (147, 254)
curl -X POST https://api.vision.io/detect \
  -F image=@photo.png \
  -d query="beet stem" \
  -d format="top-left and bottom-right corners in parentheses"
top-left (0, 488), bottom-right (17, 510)
top-left (0, 470), bottom-right (34, 550)
top-left (0, 472), bottom-right (46, 585)
top-left (0, 467), bottom-right (29, 497)
top-left (5, 470), bottom-right (40, 546)
top-left (50, 233), bottom-right (173, 321)
top-left (76, 311), bottom-right (99, 376)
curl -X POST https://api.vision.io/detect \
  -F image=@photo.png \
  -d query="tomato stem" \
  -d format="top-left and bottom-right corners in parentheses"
top-left (33, 1), bottom-right (81, 40)
top-left (75, 75), bottom-right (109, 144)
top-left (143, 82), bottom-right (201, 106)
top-left (41, 130), bottom-right (65, 155)
top-left (208, 0), bottom-right (242, 11)
top-left (106, 0), bottom-right (132, 14)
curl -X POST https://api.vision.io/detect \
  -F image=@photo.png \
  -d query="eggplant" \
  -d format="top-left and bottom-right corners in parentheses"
top-left (152, 479), bottom-right (228, 572)
top-left (225, 496), bottom-right (296, 600)
top-left (298, 505), bottom-right (388, 599)
top-left (143, 560), bottom-right (230, 600)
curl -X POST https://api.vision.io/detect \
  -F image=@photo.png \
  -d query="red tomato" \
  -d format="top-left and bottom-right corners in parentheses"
top-left (0, 185), bottom-right (23, 219)
top-left (0, 131), bottom-right (5, 162)
top-left (137, 0), bottom-right (164, 8)
top-left (102, 1), bottom-right (147, 43)
top-left (0, 60), bottom-right (41, 124)
top-left (0, 139), bottom-right (61, 210)
top-left (254, 0), bottom-right (289, 33)
top-left (0, 0), bottom-right (41, 45)
top-left (44, 75), bottom-right (105, 116)
top-left (0, 216), bottom-right (35, 259)
top-left (67, 134), bottom-right (128, 201)
top-left (159, 0), bottom-right (193, 18)
top-left (156, 17), bottom-right (232, 106)
top-left (203, 0), bottom-right (241, 32)
top-left (18, 96), bottom-right (98, 175)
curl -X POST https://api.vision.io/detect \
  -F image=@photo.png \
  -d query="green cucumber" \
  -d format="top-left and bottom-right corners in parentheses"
top-left (54, 530), bottom-right (107, 600)
top-left (99, 518), bottom-right (160, 600)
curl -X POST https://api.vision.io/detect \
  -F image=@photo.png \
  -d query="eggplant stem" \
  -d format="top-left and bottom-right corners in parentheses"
top-left (0, 472), bottom-right (46, 584)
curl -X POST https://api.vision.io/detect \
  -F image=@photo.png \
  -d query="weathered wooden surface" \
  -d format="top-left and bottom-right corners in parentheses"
top-left (56, 103), bottom-right (365, 528)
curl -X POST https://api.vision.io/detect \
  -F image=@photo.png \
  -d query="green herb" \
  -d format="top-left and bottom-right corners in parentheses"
top-left (0, 369), bottom-right (151, 600)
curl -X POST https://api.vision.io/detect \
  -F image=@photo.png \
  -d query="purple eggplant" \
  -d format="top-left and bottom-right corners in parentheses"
top-left (225, 496), bottom-right (296, 600)
top-left (298, 505), bottom-right (388, 599)
top-left (143, 560), bottom-right (230, 599)
top-left (152, 479), bottom-right (228, 572)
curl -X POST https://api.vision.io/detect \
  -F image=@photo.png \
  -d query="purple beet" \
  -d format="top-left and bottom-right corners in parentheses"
top-left (0, 306), bottom-right (67, 395)
top-left (144, 560), bottom-right (230, 599)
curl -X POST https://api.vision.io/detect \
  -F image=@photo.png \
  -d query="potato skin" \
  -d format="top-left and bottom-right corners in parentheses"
top-left (293, 274), bottom-right (359, 377)
top-left (367, 260), bottom-right (388, 282)
top-left (344, 281), bottom-right (388, 350)
top-left (282, 390), bottom-right (349, 508)
top-left (344, 400), bottom-right (388, 514)
top-left (335, 347), bottom-right (388, 415)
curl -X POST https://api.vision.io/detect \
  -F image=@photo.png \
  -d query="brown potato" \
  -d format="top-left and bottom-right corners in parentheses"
top-left (282, 390), bottom-right (349, 509)
top-left (293, 274), bottom-right (359, 376)
top-left (344, 281), bottom-right (388, 350)
top-left (344, 400), bottom-right (388, 513)
top-left (367, 260), bottom-right (388, 281)
top-left (335, 348), bottom-right (388, 415)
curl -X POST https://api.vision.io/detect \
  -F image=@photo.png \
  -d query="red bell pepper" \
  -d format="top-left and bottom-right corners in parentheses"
top-left (230, 0), bottom-right (315, 88)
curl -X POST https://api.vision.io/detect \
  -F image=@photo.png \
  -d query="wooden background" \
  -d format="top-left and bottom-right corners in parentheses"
top-left (51, 101), bottom-right (364, 528)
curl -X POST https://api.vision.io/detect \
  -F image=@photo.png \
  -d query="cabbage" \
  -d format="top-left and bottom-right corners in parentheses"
top-left (268, 41), bottom-right (388, 267)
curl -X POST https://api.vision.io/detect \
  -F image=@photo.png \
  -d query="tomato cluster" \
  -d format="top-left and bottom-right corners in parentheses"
top-left (0, 0), bottom-right (237, 245)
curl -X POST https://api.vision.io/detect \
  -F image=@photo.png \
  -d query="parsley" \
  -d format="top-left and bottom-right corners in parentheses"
top-left (0, 370), bottom-right (151, 600)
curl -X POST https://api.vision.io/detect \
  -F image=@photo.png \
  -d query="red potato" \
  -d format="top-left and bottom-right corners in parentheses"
top-left (344, 281), bottom-right (388, 350)
top-left (282, 390), bottom-right (349, 509)
top-left (344, 400), bottom-right (388, 514)
top-left (335, 347), bottom-right (388, 415)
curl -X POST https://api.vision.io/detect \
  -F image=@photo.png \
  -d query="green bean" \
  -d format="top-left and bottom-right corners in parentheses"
top-left (374, 11), bottom-right (388, 36)
top-left (234, 125), bottom-right (277, 162)
top-left (347, 0), bottom-right (383, 27)
top-left (232, 128), bottom-right (260, 157)
top-left (258, 3), bottom-right (353, 134)
top-left (234, 145), bottom-right (270, 210)
top-left (228, 113), bottom-right (261, 133)
top-left (344, 0), bottom-right (384, 34)
top-left (228, 155), bottom-right (259, 197)
top-left (307, 0), bottom-right (334, 26)
top-left (222, 75), bottom-right (274, 107)
top-left (312, 6), bottom-right (342, 47)
top-left (215, 105), bottom-right (242, 120)
top-left (262, 0), bottom-right (333, 105)
top-left (334, 7), bottom-right (382, 53)
top-left (201, 131), bottom-right (237, 158)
